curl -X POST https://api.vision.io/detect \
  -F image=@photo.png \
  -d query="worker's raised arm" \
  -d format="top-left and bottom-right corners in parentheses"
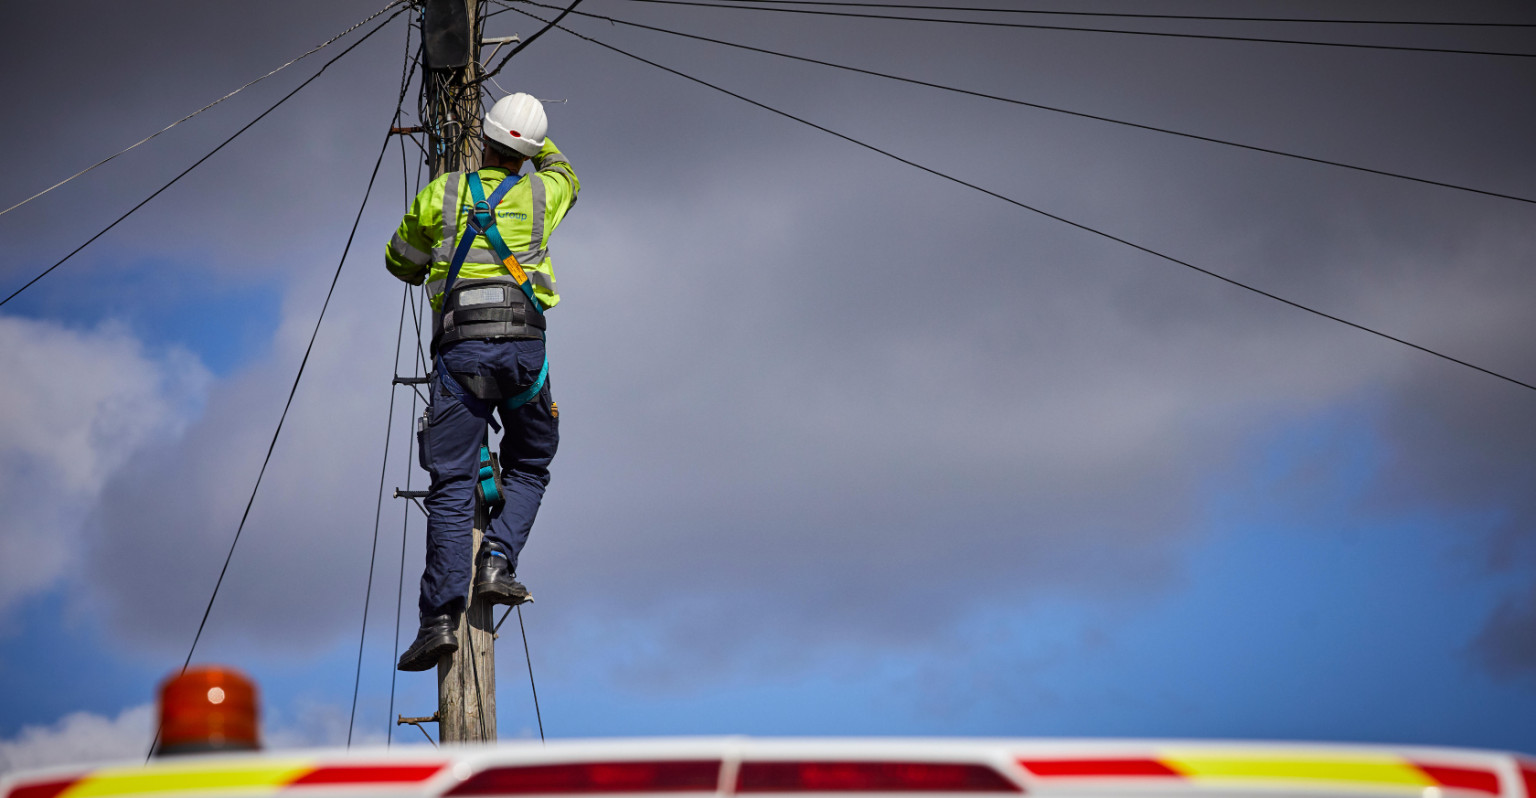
top-left (385, 179), bottom-right (444, 285)
top-left (532, 138), bottom-right (579, 227)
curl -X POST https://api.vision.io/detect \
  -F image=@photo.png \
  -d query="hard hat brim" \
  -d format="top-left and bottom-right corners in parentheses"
top-left (485, 125), bottom-right (544, 157)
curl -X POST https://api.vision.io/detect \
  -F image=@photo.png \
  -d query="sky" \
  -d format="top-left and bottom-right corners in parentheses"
top-left (1, 0), bottom-right (1535, 774)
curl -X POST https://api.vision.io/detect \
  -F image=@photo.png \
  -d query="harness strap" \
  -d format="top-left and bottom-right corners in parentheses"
top-left (465, 172), bottom-right (549, 410)
top-left (467, 175), bottom-right (545, 315)
top-left (443, 173), bottom-right (521, 304)
top-left (445, 360), bottom-right (548, 415)
top-left (435, 171), bottom-right (550, 413)
top-left (432, 171), bottom-right (523, 422)
top-left (503, 356), bottom-right (549, 411)
top-left (435, 367), bottom-right (502, 435)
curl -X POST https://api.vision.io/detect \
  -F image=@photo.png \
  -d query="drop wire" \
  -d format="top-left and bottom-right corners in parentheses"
top-left (619, 0), bottom-right (1536, 28)
top-left (0, 0), bottom-right (409, 218)
top-left (518, 1), bottom-right (1534, 206)
top-left (507, 6), bottom-right (1536, 395)
top-left (618, 0), bottom-right (1536, 58)
top-left (141, 8), bottom-right (409, 762)
top-left (4, 8), bottom-right (409, 312)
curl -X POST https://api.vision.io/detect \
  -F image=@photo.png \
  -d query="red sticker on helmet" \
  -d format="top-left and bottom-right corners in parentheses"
top-left (510, 130), bottom-right (520, 137)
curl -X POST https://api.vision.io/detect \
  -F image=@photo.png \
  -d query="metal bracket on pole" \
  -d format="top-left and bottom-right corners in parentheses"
top-left (397, 713), bottom-right (440, 747)
top-left (480, 34), bottom-right (521, 69)
top-left (395, 489), bottom-right (430, 518)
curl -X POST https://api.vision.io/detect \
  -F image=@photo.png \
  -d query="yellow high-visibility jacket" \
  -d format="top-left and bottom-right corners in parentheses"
top-left (385, 138), bottom-right (578, 310)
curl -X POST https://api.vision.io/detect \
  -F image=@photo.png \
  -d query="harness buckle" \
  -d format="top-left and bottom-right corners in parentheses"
top-left (467, 198), bottom-right (495, 235)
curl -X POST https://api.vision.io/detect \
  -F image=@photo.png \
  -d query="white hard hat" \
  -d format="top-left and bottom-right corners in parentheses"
top-left (484, 93), bottom-right (548, 157)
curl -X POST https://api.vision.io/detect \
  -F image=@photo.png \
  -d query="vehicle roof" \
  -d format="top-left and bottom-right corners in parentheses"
top-left (5, 737), bottom-right (1534, 798)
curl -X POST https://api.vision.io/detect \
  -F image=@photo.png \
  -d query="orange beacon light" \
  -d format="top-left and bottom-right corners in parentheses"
top-left (155, 666), bottom-right (260, 756)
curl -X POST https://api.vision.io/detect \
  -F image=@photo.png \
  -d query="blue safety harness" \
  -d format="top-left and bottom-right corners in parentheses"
top-left (436, 171), bottom-right (549, 406)
top-left (434, 170), bottom-right (551, 507)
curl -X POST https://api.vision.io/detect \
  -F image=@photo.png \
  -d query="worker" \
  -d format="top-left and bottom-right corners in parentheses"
top-left (384, 93), bottom-right (579, 672)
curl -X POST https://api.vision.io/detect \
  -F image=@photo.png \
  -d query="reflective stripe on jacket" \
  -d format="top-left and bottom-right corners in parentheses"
top-left (385, 138), bottom-right (578, 310)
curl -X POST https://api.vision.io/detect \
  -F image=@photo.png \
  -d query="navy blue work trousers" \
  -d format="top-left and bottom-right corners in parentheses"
top-left (417, 338), bottom-right (558, 619)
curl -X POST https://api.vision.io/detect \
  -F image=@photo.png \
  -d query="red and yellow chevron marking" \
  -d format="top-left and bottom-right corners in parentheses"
top-left (6, 761), bottom-right (444, 798)
top-left (1017, 750), bottom-right (1503, 796)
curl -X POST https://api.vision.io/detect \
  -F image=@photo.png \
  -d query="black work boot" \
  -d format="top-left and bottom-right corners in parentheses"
top-left (396, 611), bottom-right (459, 671)
top-left (475, 541), bottom-right (532, 606)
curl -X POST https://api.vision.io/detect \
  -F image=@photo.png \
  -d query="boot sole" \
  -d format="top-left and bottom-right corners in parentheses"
top-left (475, 583), bottom-right (533, 606)
top-left (396, 637), bottom-right (458, 672)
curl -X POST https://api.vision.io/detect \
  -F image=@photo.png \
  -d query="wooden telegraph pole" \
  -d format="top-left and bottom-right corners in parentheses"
top-left (420, 0), bottom-right (496, 744)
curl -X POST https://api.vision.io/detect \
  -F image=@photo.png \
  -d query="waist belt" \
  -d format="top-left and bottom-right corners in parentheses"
top-left (436, 277), bottom-right (545, 350)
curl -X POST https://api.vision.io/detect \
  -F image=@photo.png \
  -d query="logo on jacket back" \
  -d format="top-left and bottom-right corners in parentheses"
top-left (462, 206), bottom-right (528, 222)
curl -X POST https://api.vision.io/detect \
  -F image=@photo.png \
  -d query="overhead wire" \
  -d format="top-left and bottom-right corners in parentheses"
top-left (178, 92), bottom-right (404, 703)
top-left (518, 608), bottom-right (546, 742)
top-left (350, 15), bottom-right (423, 749)
top-left (385, 133), bottom-right (419, 747)
top-left (482, 0), bottom-right (589, 82)
top-left (490, 603), bottom-right (547, 743)
top-left (385, 301), bottom-right (416, 749)
top-left (143, 8), bottom-right (413, 763)
top-left (2, 6), bottom-right (409, 312)
top-left (620, 0), bottom-right (1536, 28)
top-left (486, 73), bottom-right (517, 98)
top-left (387, 347), bottom-right (419, 746)
top-left (408, 285), bottom-right (430, 391)
top-left (389, 32), bottom-right (428, 745)
top-left (505, 5), bottom-right (1536, 395)
top-left (0, 0), bottom-right (409, 219)
top-left (387, 284), bottom-right (427, 748)
top-left (466, 596), bottom-right (493, 741)
top-left (614, 0), bottom-right (1536, 59)
top-left (403, 118), bottom-right (432, 378)
top-left (352, 282), bottom-right (412, 749)
top-left (388, 100), bottom-right (430, 744)
top-left (516, 0), bottom-right (1536, 206)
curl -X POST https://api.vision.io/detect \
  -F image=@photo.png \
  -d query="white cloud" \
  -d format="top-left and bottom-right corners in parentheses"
top-left (0, 316), bottom-right (209, 620)
top-left (80, 265), bottom-right (415, 654)
top-left (263, 699), bottom-right (388, 750)
top-left (0, 704), bottom-right (153, 775)
top-left (0, 700), bottom-right (397, 777)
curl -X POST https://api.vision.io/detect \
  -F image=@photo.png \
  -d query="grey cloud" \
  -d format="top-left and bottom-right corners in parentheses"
top-left (0, 317), bottom-right (207, 619)
top-left (7, 0), bottom-right (1535, 690)
top-left (82, 266), bottom-right (411, 654)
